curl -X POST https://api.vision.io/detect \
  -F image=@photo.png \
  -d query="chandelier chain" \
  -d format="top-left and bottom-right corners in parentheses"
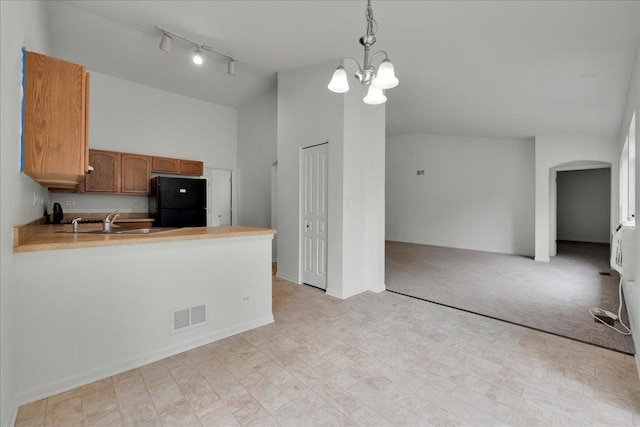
top-left (365, 0), bottom-right (378, 37)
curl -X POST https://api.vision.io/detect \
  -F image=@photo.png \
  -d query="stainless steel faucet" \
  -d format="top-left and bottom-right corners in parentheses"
top-left (71, 217), bottom-right (83, 233)
top-left (103, 210), bottom-right (120, 232)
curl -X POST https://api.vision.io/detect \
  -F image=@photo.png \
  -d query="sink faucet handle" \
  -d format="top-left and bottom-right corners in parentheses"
top-left (103, 210), bottom-right (120, 231)
top-left (105, 210), bottom-right (120, 222)
top-left (71, 217), bottom-right (83, 233)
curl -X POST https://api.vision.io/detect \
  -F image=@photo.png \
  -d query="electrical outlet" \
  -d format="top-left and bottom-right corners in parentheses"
top-left (33, 191), bottom-right (38, 206)
top-left (65, 200), bottom-right (76, 205)
top-left (240, 295), bottom-right (251, 303)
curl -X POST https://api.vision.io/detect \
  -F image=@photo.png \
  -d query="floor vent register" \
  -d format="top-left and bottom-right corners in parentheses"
top-left (171, 304), bottom-right (208, 334)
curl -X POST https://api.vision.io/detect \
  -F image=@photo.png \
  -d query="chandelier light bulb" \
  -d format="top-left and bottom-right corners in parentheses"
top-left (328, 66), bottom-right (350, 93)
top-left (372, 59), bottom-right (399, 89)
top-left (193, 47), bottom-right (203, 65)
top-left (363, 85), bottom-right (387, 105)
top-left (327, 0), bottom-right (398, 104)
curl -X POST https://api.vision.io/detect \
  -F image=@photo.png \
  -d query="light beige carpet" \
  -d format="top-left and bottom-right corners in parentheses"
top-left (386, 241), bottom-right (635, 354)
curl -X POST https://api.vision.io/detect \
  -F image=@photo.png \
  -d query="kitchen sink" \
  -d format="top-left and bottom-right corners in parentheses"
top-left (112, 227), bottom-right (178, 234)
top-left (57, 227), bottom-right (178, 234)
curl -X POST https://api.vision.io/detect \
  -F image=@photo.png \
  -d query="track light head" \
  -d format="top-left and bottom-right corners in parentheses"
top-left (159, 32), bottom-right (173, 53)
top-left (227, 59), bottom-right (236, 75)
top-left (193, 47), bottom-right (203, 65)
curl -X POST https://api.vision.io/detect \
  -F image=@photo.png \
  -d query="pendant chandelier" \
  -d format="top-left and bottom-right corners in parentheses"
top-left (328, 0), bottom-right (399, 105)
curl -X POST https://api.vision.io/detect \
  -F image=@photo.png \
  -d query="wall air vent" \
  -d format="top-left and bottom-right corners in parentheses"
top-left (173, 308), bottom-right (190, 330)
top-left (170, 304), bottom-right (208, 334)
top-left (191, 305), bottom-right (206, 325)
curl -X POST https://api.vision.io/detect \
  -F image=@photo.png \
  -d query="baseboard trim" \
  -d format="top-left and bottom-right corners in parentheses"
top-left (10, 315), bottom-right (274, 415)
top-left (4, 397), bottom-right (19, 427)
top-left (369, 283), bottom-right (386, 293)
top-left (276, 272), bottom-right (299, 284)
top-left (325, 289), bottom-right (344, 299)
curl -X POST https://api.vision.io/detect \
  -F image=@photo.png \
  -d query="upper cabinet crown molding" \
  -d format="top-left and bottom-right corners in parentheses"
top-left (23, 50), bottom-right (90, 190)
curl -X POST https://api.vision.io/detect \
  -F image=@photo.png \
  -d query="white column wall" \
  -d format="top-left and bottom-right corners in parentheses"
top-left (534, 135), bottom-right (617, 262)
top-left (238, 87), bottom-right (278, 257)
top-left (341, 85), bottom-right (386, 297)
top-left (0, 2), bottom-right (52, 424)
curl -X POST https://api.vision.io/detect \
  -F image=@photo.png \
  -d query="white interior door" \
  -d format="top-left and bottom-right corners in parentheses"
top-left (302, 143), bottom-right (328, 290)
top-left (204, 168), bottom-right (232, 226)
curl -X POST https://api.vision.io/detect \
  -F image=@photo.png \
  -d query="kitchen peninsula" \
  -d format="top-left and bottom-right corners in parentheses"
top-left (13, 221), bottom-right (275, 253)
top-left (11, 221), bottom-right (276, 407)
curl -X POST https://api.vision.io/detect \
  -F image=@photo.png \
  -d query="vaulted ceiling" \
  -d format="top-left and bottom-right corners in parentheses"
top-left (47, 1), bottom-right (639, 139)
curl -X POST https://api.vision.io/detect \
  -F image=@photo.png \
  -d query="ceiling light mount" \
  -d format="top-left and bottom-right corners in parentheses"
top-left (159, 31), bottom-right (173, 52)
top-left (156, 25), bottom-right (243, 73)
top-left (328, 0), bottom-right (399, 105)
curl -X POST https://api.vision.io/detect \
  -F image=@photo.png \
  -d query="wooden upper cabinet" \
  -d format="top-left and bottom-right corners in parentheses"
top-left (84, 150), bottom-right (119, 193)
top-left (121, 154), bottom-right (151, 194)
top-left (151, 156), bottom-right (179, 174)
top-left (23, 51), bottom-right (89, 190)
top-left (179, 160), bottom-right (204, 176)
top-left (151, 156), bottom-right (203, 176)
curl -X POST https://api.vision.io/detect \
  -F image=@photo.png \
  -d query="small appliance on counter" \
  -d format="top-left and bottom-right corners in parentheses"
top-left (149, 177), bottom-right (206, 227)
top-left (52, 202), bottom-right (64, 224)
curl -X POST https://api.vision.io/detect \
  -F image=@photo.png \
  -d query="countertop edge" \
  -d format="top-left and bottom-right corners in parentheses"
top-left (13, 224), bottom-right (276, 253)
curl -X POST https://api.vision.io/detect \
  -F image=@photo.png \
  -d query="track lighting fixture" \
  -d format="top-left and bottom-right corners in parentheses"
top-left (193, 47), bottom-right (203, 65)
top-left (328, 0), bottom-right (399, 105)
top-left (159, 32), bottom-right (173, 53)
top-left (156, 25), bottom-right (242, 75)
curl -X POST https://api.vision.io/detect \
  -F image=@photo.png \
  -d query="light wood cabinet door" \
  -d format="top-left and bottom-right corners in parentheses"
top-left (151, 156), bottom-right (179, 174)
top-left (121, 154), bottom-right (151, 194)
top-left (84, 150), bottom-right (120, 193)
top-left (179, 160), bottom-right (204, 176)
top-left (23, 51), bottom-right (88, 189)
top-left (151, 157), bottom-right (203, 176)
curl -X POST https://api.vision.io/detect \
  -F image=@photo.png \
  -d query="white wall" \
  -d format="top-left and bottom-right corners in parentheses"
top-left (557, 168), bottom-right (611, 243)
top-left (342, 87), bottom-right (386, 296)
top-left (277, 62), bottom-right (386, 298)
top-left (237, 88), bottom-right (277, 258)
top-left (386, 134), bottom-right (535, 256)
top-left (534, 135), bottom-right (617, 261)
top-left (625, 34), bottom-right (640, 356)
top-left (11, 235), bottom-right (273, 412)
top-left (277, 62), bottom-right (344, 287)
top-left (0, 2), bottom-right (52, 425)
top-left (51, 72), bottom-right (238, 223)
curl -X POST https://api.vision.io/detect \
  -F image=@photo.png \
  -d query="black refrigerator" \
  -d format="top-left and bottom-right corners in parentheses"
top-left (149, 177), bottom-right (207, 227)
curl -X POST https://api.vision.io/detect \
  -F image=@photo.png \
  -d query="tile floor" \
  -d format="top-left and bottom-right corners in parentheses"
top-left (15, 277), bottom-right (640, 426)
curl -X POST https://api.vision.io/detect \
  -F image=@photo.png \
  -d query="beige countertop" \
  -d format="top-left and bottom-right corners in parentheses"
top-left (13, 222), bottom-right (276, 253)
